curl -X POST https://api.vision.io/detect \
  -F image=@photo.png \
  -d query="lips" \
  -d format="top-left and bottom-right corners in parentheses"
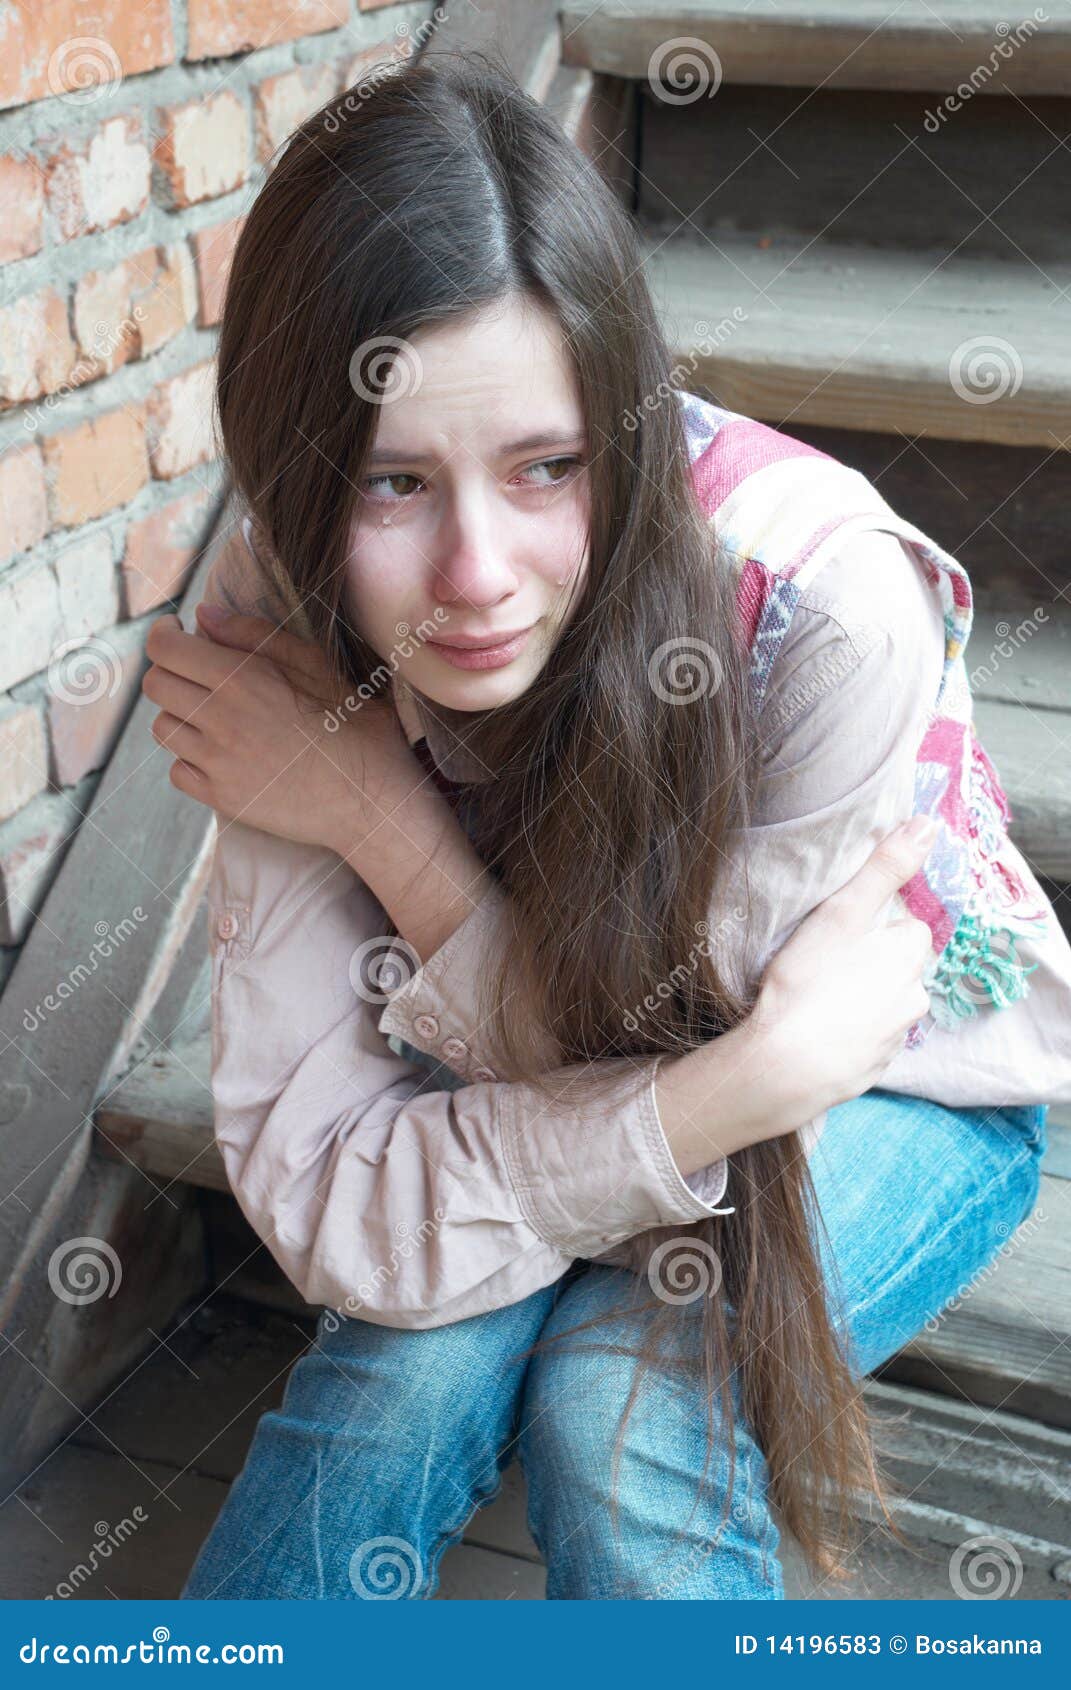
top-left (426, 626), bottom-right (534, 670)
top-left (430, 629), bottom-right (532, 650)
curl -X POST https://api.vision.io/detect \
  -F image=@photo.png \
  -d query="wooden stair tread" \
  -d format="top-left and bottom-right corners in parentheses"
top-left (561, 2), bottom-right (1071, 95)
top-left (641, 227), bottom-right (1071, 446)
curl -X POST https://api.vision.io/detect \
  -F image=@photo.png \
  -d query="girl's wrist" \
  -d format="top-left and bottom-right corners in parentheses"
top-left (656, 1013), bottom-right (824, 1175)
top-left (337, 764), bottom-right (495, 963)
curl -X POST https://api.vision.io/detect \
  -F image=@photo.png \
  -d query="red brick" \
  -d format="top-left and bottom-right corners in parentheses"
top-left (253, 63), bottom-right (340, 163)
top-left (0, 154), bottom-right (46, 262)
top-left (154, 91), bottom-right (250, 209)
top-left (0, 701), bottom-right (47, 824)
top-left (0, 445), bottom-right (49, 566)
top-left (0, 287), bottom-right (79, 407)
top-left (72, 243), bottom-right (197, 378)
top-left (42, 407), bottom-right (149, 526)
top-left (0, 0), bottom-right (174, 113)
top-left (145, 363), bottom-right (217, 480)
top-left (45, 115), bottom-right (151, 242)
top-left (190, 215), bottom-right (244, 327)
top-left (121, 486), bottom-right (215, 616)
top-left (187, 0), bottom-right (347, 61)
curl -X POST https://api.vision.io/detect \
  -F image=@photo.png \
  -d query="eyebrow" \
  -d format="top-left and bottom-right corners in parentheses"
top-left (365, 431), bottom-right (587, 468)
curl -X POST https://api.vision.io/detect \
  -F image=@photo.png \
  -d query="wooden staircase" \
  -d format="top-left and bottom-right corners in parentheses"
top-left (6, 0), bottom-right (1071, 1597)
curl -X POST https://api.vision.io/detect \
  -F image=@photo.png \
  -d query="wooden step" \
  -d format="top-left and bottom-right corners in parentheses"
top-left (561, 2), bottom-right (1071, 96)
top-left (641, 227), bottom-right (1071, 447)
top-left (637, 79), bottom-right (1071, 269)
top-left (968, 606), bottom-right (1071, 883)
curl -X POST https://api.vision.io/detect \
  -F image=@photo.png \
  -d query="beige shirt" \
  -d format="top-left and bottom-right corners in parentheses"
top-left (204, 517), bottom-right (1071, 1326)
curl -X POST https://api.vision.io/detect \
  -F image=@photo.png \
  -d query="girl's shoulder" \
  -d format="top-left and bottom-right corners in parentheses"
top-left (675, 388), bottom-right (970, 715)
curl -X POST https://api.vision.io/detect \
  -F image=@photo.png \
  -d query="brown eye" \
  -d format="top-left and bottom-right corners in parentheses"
top-left (521, 457), bottom-right (580, 488)
top-left (365, 473), bottom-right (422, 499)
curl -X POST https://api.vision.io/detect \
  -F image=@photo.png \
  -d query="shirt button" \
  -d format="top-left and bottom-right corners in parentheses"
top-left (472, 1065), bottom-right (497, 1082)
top-left (413, 1013), bottom-right (439, 1039)
top-left (216, 912), bottom-right (239, 941)
top-left (441, 1036), bottom-right (468, 1060)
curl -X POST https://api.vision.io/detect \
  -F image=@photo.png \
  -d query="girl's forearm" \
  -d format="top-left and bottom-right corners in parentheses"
top-left (340, 769), bottom-right (495, 963)
top-left (340, 757), bottom-right (820, 1168)
top-left (654, 1018), bottom-right (818, 1173)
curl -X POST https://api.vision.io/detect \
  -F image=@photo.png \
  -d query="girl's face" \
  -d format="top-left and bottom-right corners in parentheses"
top-left (344, 295), bottom-right (591, 713)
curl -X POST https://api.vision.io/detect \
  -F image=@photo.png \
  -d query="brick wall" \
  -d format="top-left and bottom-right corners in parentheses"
top-left (0, 0), bottom-right (434, 996)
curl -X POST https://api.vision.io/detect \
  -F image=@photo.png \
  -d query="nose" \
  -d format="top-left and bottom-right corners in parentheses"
top-left (430, 486), bottom-right (521, 612)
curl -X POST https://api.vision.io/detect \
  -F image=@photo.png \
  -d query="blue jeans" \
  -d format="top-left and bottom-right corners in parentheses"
top-left (180, 1088), bottom-right (1047, 1600)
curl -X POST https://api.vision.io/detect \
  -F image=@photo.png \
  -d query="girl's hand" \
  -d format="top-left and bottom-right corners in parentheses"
top-left (141, 603), bottom-right (413, 855)
top-left (751, 816), bottom-right (939, 1117)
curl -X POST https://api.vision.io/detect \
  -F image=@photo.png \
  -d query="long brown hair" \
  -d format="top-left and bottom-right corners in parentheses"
top-left (214, 45), bottom-right (909, 1587)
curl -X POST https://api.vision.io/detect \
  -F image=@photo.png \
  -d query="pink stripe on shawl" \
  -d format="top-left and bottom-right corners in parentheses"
top-left (690, 417), bottom-right (828, 518)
